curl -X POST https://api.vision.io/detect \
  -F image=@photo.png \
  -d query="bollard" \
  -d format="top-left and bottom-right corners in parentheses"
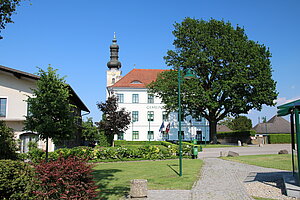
top-left (130, 179), bottom-right (148, 198)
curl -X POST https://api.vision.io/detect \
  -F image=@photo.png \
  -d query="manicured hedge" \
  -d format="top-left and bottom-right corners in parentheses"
top-left (0, 160), bottom-right (36, 200)
top-left (217, 130), bottom-right (256, 138)
top-left (268, 134), bottom-right (291, 144)
top-left (115, 140), bottom-right (168, 146)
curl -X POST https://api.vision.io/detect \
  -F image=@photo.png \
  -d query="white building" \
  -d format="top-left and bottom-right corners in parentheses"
top-left (0, 65), bottom-right (89, 153)
top-left (105, 35), bottom-right (209, 142)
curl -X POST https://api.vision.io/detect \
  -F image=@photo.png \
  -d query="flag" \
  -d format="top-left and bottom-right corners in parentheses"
top-left (165, 123), bottom-right (170, 133)
top-left (159, 122), bottom-right (164, 132)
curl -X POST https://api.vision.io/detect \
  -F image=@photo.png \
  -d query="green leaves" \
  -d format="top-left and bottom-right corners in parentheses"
top-left (96, 95), bottom-right (131, 145)
top-left (0, 0), bottom-right (22, 39)
top-left (24, 66), bottom-right (76, 145)
top-left (149, 18), bottom-right (278, 143)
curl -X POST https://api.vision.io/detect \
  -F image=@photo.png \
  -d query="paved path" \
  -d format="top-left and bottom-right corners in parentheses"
top-left (146, 158), bottom-right (288, 200)
top-left (190, 158), bottom-right (287, 200)
top-left (143, 144), bottom-right (292, 200)
top-left (198, 144), bottom-right (291, 158)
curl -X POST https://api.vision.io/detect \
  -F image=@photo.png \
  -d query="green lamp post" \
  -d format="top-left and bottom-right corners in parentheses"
top-left (178, 67), bottom-right (194, 176)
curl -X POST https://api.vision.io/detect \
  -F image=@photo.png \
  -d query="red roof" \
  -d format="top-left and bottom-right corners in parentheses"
top-left (110, 69), bottom-right (167, 88)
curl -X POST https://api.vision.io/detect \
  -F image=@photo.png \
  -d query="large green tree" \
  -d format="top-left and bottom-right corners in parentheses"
top-left (148, 18), bottom-right (277, 143)
top-left (0, 0), bottom-right (22, 39)
top-left (24, 67), bottom-right (77, 160)
top-left (96, 95), bottom-right (131, 146)
top-left (231, 115), bottom-right (252, 131)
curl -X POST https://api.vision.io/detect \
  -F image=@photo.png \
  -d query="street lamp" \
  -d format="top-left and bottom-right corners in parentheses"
top-left (178, 67), bottom-right (194, 176)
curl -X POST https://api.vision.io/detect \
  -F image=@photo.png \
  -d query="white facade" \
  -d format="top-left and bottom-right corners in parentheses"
top-left (108, 86), bottom-right (209, 142)
top-left (0, 67), bottom-right (55, 152)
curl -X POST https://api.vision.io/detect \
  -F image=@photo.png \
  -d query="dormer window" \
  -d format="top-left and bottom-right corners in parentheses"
top-left (131, 80), bottom-right (142, 84)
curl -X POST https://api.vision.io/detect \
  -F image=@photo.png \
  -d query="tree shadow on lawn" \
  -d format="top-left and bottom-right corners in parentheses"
top-left (93, 168), bottom-right (129, 200)
top-left (167, 164), bottom-right (180, 176)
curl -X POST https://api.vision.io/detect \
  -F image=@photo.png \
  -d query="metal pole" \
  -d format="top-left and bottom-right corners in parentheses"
top-left (294, 108), bottom-right (300, 183)
top-left (149, 120), bottom-right (150, 142)
top-left (178, 66), bottom-right (183, 176)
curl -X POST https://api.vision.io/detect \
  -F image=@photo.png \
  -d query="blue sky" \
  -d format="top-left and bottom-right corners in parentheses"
top-left (1, 0), bottom-right (299, 125)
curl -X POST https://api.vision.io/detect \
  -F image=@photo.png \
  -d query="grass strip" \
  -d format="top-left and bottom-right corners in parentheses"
top-left (222, 154), bottom-right (292, 171)
top-left (93, 159), bottom-right (202, 200)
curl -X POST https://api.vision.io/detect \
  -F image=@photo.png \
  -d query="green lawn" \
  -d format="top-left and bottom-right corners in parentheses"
top-left (252, 197), bottom-right (277, 200)
top-left (93, 159), bottom-right (202, 200)
top-left (222, 154), bottom-right (292, 171)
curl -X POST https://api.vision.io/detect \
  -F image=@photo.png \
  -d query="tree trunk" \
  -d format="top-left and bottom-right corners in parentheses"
top-left (209, 121), bottom-right (218, 144)
top-left (45, 136), bottom-right (49, 162)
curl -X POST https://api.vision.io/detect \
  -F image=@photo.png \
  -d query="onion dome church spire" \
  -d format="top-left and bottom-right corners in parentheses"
top-left (107, 32), bottom-right (121, 69)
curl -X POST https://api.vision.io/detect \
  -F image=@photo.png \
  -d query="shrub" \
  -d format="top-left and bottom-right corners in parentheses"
top-left (268, 134), bottom-right (291, 144)
top-left (217, 130), bottom-right (255, 138)
top-left (0, 160), bottom-right (36, 199)
top-left (0, 121), bottom-right (18, 160)
top-left (114, 140), bottom-right (165, 146)
top-left (34, 156), bottom-right (98, 199)
top-left (98, 130), bottom-right (112, 147)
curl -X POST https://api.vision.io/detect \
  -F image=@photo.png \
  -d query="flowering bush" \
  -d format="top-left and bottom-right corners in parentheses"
top-left (34, 156), bottom-right (98, 199)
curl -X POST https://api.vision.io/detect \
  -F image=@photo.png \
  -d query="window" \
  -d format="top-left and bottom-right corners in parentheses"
top-left (196, 115), bottom-right (202, 121)
top-left (148, 94), bottom-right (154, 103)
top-left (116, 93), bottom-right (124, 103)
top-left (132, 111), bottom-right (139, 122)
top-left (147, 111), bottom-right (154, 121)
top-left (178, 113), bottom-right (184, 121)
top-left (196, 131), bottom-right (202, 141)
top-left (148, 131), bottom-right (154, 140)
top-left (178, 131), bottom-right (184, 140)
top-left (20, 133), bottom-right (38, 153)
top-left (162, 111), bottom-right (168, 122)
top-left (131, 80), bottom-right (142, 84)
top-left (0, 98), bottom-right (7, 117)
top-left (117, 132), bottom-right (124, 140)
top-left (132, 131), bottom-right (139, 140)
top-left (162, 131), bottom-right (169, 140)
top-left (112, 78), bottom-right (115, 84)
top-left (132, 94), bottom-right (139, 103)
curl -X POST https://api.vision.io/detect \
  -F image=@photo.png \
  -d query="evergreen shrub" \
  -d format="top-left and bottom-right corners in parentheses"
top-left (268, 134), bottom-right (291, 144)
top-left (0, 121), bottom-right (18, 160)
top-left (0, 160), bottom-right (36, 199)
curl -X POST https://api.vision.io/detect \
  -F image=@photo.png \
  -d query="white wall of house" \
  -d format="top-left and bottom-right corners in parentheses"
top-left (109, 87), bottom-right (210, 142)
top-left (0, 71), bottom-right (55, 152)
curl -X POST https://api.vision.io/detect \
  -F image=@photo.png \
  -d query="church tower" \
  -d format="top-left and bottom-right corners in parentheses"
top-left (106, 33), bottom-right (122, 87)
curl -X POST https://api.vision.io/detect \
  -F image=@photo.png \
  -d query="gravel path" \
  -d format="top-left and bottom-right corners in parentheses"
top-left (191, 158), bottom-right (295, 200)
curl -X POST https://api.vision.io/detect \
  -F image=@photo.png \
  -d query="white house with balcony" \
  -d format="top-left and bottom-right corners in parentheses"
top-left (105, 35), bottom-right (209, 142)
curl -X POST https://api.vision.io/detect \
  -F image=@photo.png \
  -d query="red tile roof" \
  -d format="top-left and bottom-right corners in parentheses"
top-left (110, 69), bottom-right (167, 88)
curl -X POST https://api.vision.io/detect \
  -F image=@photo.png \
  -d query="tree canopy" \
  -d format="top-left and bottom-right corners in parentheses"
top-left (0, 0), bottom-right (22, 39)
top-left (82, 117), bottom-right (98, 144)
top-left (24, 67), bottom-right (77, 159)
top-left (148, 18), bottom-right (277, 143)
top-left (96, 95), bottom-right (131, 146)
